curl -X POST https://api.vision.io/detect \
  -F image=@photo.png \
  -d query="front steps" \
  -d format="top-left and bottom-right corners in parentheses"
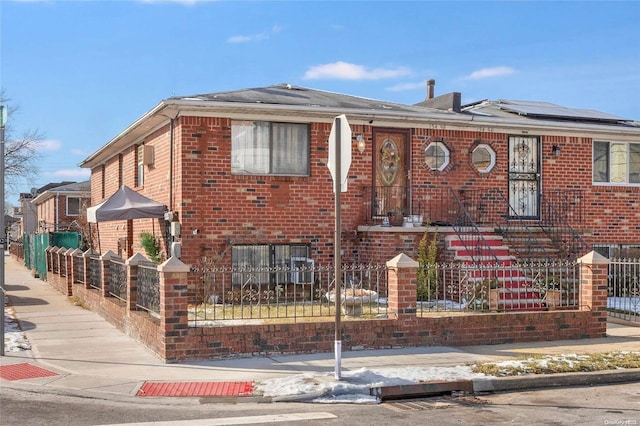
top-left (445, 233), bottom-right (546, 311)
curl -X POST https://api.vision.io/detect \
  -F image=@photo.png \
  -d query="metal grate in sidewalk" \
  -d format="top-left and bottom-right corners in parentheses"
top-left (137, 381), bottom-right (254, 397)
top-left (0, 363), bottom-right (59, 381)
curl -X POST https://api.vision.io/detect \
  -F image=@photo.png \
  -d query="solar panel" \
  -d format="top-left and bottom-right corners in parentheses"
top-left (496, 100), bottom-right (629, 122)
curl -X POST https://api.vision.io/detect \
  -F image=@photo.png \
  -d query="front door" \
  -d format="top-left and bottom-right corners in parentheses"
top-left (372, 128), bottom-right (410, 220)
top-left (508, 136), bottom-right (541, 219)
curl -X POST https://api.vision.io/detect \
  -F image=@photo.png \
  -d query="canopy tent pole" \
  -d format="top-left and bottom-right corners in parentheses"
top-left (96, 223), bottom-right (101, 253)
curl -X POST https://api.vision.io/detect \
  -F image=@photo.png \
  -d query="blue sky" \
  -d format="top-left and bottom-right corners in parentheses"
top-left (1, 0), bottom-right (639, 203)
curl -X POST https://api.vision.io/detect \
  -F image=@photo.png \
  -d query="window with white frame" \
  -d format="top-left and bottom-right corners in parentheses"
top-left (472, 144), bottom-right (496, 173)
top-left (231, 121), bottom-right (309, 176)
top-left (423, 141), bottom-right (450, 171)
top-left (231, 244), bottom-right (312, 285)
top-left (593, 141), bottom-right (640, 184)
top-left (67, 197), bottom-right (80, 216)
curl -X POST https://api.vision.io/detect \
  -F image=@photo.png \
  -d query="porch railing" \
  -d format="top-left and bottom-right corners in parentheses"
top-left (448, 189), bottom-right (500, 265)
top-left (540, 192), bottom-right (591, 259)
top-left (364, 186), bottom-right (589, 260)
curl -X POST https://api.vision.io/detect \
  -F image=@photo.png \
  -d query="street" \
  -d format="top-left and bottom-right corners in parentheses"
top-left (1, 382), bottom-right (638, 425)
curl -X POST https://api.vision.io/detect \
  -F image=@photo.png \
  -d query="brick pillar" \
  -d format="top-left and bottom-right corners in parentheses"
top-left (99, 250), bottom-right (118, 297)
top-left (387, 253), bottom-right (418, 317)
top-left (69, 249), bottom-right (83, 286)
top-left (46, 246), bottom-right (56, 274)
top-left (578, 251), bottom-right (610, 337)
top-left (63, 248), bottom-right (75, 296)
top-left (158, 257), bottom-right (190, 362)
top-left (126, 253), bottom-right (148, 312)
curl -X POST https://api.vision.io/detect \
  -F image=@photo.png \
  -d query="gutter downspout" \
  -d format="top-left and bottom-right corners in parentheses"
top-left (55, 192), bottom-right (59, 232)
top-left (169, 118), bottom-right (174, 212)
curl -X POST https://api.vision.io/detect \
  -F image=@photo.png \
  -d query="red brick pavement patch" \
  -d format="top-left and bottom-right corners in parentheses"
top-left (0, 363), bottom-right (59, 381)
top-left (137, 381), bottom-right (254, 397)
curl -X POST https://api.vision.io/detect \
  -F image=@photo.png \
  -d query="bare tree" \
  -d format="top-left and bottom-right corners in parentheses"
top-left (1, 89), bottom-right (44, 193)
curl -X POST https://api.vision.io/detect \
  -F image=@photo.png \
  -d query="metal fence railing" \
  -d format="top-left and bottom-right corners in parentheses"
top-left (108, 257), bottom-right (127, 302)
top-left (74, 253), bottom-right (85, 284)
top-left (136, 262), bottom-right (160, 315)
top-left (189, 263), bottom-right (388, 325)
top-left (416, 260), bottom-right (580, 314)
top-left (608, 258), bottom-right (640, 323)
top-left (89, 256), bottom-right (102, 290)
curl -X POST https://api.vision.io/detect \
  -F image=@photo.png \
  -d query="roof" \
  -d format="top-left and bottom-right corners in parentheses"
top-left (169, 83), bottom-right (436, 115)
top-left (462, 99), bottom-right (636, 126)
top-left (80, 84), bottom-right (640, 169)
top-left (31, 181), bottom-right (91, 205)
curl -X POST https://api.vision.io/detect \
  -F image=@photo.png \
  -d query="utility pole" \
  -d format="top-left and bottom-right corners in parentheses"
top-left (1, 105), bottom-right (7, 356)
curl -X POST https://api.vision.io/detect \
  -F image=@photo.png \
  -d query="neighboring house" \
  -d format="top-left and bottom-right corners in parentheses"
top-left (18, 192), bottom-right (37, 236)
top-left (79, 83), bottom-right (640, 272)
top-left (31, 181), bottom-right (91, 233)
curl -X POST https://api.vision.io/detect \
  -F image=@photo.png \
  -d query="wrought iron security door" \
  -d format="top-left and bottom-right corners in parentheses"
top-left (508, 136), bottom-right (541, 219)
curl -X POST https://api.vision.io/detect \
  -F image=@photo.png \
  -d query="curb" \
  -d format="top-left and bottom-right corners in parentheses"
top-left (369, 369), bottom-right (640, 401)
top-left (472, 368), bottom-right (640, 394)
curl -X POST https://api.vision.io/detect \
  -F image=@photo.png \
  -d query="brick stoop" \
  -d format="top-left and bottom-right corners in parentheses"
top-left (446, 233), bottom-right (546, 311)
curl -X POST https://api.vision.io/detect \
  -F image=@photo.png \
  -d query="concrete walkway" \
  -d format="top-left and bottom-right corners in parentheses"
top-left (2, 252), bottom-right (639, 401)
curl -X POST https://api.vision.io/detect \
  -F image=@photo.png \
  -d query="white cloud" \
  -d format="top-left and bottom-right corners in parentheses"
top-left (465, 66), bottom-right (515, 80)
top-left (37, 139), bottom-right (61, 151)
top-left (386, 81), bottom-right (427, 92)
top-left (228, 25), bottom-right (283, 44)
top-left (228, 35), bottom-right (252, 43)
top-left (303, 62), bottom-right (411, 80)
top-left (46, 169), bottom-right (91, 179)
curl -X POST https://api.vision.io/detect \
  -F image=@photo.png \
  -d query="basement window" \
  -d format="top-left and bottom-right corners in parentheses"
top-left (231, 244), bottom-right (312, 285)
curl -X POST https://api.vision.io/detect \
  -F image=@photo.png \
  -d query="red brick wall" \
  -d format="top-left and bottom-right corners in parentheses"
top-left (89, 115), bottom-right (639, 267)
top-left (45, 250), bottom-right (609, 362)
top-left (154, 311), bottom-right (601, 362)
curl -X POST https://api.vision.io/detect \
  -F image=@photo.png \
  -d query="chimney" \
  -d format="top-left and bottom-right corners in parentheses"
top-left (426, 79), bottom-right (435, 100)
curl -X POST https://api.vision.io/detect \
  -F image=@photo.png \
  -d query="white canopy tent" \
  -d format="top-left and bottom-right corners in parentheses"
top-left (87, 186), bottom-right (165, 223)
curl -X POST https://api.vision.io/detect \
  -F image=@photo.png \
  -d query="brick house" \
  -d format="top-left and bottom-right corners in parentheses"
top-left (29, 181), bottom-right (91, 233)
top-left (79, 83), bottom-right (640, 271)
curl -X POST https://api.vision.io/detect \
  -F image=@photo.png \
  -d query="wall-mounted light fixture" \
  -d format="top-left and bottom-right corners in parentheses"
top-left (552, 145), bottom-right (561, 157)
top-left (356, 134), bottom-right (366, 153)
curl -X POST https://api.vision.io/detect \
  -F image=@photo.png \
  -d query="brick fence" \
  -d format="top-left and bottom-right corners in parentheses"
top-left (36, 248), bottom-right (609, 363)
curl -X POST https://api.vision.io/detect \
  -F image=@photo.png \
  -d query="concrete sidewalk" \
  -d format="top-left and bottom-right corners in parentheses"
top-left (2, 252), bottom-right (639, 402)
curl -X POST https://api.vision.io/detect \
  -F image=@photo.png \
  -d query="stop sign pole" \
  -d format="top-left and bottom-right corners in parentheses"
top-left (1, 105), bottom-right (6, 356)
top-left (327, 114), bottom-right (351, 379)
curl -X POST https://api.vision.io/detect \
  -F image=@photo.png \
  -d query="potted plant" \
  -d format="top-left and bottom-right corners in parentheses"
top-left (388, 208), bottom-right (405, 227)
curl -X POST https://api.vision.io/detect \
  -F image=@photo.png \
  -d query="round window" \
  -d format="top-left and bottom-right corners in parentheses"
top-left (472, 144), bottom-right (496, 173)
top-left (423, 142), bottom-right (450, 171)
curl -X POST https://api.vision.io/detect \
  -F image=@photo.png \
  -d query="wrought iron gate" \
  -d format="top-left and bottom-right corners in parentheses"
top-left (508, 136), bottom-right (541, 219)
